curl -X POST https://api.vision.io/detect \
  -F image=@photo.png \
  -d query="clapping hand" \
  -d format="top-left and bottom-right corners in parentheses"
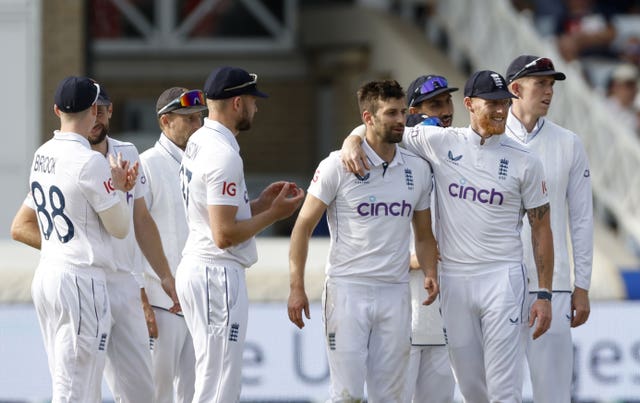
top-left (109, 152), bottom-right (139, 192)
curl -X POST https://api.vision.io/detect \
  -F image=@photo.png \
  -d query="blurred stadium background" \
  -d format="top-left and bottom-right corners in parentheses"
top-left (2, 0), bottom-right (640, 401)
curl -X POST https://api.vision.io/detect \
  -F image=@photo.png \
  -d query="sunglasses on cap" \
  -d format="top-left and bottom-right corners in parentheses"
top-left (410, 76), bottom-right (449, 106)
top-left (510, 57), bottom-right (554, 82)
top-left (157, 90), bottom-right (205, 115)
top-left (92, 82), bottom-right (101, 105)
top-left (224, 73), bottom-right (258, 92)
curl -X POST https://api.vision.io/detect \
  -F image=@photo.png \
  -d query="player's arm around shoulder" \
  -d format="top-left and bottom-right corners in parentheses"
top-left (339, 124), bottom-right (441, 175)
top-left (400, 124), bottom-right (447, 162)
top-left (340, 124), bottom-right (368, 176)
top-left (288, 192), bottom-right (328, 329)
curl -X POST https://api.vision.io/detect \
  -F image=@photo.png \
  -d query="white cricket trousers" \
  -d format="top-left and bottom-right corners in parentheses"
top-left (31, 264), bottom-right (110, 403)
top-left (439, 265), bottom-right (526, 403)
top-left (403, 344), bottom-right (455, 403)
top-left (150, 308), bottom-right (196, 403)
top-left (322, 279), bottom-right (411, 403)
top-left (103, 270), bottom-right (154, 403)
top-left (524, 292), bottom-right (573, 403)
top-left (176, 257), bottom-right (248, 403)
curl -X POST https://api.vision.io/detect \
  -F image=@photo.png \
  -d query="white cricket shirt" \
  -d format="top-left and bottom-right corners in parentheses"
top-left (138, 133), bottom-right (190, 309)
top-left (506, 111), bottom-right (593, 291)
top-left (180, 118), bottom-right (257, 268)
top-left (28, 131), bottom-right (120, 270)
top-left (309, 140), bottom-right (432, 284)
top-left (401, 125), bottom-right (548, 272)
top-left (105, 137), bottom-right (149, 278)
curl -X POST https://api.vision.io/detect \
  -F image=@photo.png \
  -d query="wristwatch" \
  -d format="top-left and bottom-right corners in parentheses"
top-left (537, 288), bottom-right (552, 301)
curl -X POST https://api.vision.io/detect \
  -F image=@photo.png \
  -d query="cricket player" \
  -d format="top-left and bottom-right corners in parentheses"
top-left (288, 79), bottom-right (439, 402)
top-left (341, 71), bottom-right (554, 402)
top-left (404, 74), bottom-right (457, 403)
top-left (138, 87), bottom-right (206, 403)
top-left (506, 55), bottom-right (593, 402)
top-left (89, 86), bottom-right (180, 403)
top-left (176, 66), bottom-right (305, 402)
top-left (11, 76), bottom-right (135, 402)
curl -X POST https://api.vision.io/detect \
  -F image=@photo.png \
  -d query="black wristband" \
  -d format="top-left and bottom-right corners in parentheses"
top-left (537, 290), bottom-right (552, 301)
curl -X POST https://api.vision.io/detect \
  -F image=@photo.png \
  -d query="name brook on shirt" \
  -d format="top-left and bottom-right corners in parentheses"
top-left (33, 154), bottom-right (56, 174)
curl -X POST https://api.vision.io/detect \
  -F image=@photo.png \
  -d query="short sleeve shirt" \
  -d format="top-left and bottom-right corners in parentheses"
top-left (401, 125), bottom-right (548, 272)
top-left (106, 137), bottom-right (149, 273)
top-left (180, 119), bottom-right (257, 268)
top-left (138, 134), bottom-right (190, 308)
top-left (28, 131), bottom-right (120, 270)
top-left (309, 140), bottom-right (432, 284)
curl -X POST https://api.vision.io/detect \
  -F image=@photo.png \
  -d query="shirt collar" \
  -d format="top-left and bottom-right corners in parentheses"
top-left (506, 108), bottom-right (545, 144)
top-left (362, 139), bottom-right (404, 167)
top-left (157, 132), bottom-right (184, 164)
top-left (106, 136), bottom-right (114, 155)
top-left (467, 126), bottom-right (502, 147)
top-left (53, 131), bottom-right (91, 149)
top-left (204, 118), bottom-right (240, 152)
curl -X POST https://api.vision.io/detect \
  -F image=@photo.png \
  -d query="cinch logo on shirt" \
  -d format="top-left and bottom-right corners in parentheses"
top-left (448, 182), bottom-right (504, 205)
top-left (357, 196), bottom-right (413, 217)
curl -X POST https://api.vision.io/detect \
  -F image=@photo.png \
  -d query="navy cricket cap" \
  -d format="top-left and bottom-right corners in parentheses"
top-left (204, 66), bottom-right (268, 100)
top-left (407, 75), bottom-right (458, 107)
top-left (54, 76), bottom-right (100, 113)
top-left (464, 70), bottom-right (516, 100)
top-left (506, 55), bottom-right (566, 83)
top-left (96, 85), bottom-right (111, 106)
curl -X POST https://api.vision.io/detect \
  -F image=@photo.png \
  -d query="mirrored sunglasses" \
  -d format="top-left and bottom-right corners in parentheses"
top-left (510, 57), bottom-right (554, 81)
top-left (157, 90), bottom-right (205, 115)
top-left (223, 73), bottom-right (258, 92)
top-left (419, 76), bottom-right (448, 95)
top-left (92, 83), bottom-right (101, 105)
top-left (410, 76), bottom-right (449, 106)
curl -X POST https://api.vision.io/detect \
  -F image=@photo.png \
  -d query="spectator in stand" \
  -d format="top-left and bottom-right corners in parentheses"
top-left (556, 0), bottom-right (617, 62)
top-left (511, 0), bottom-right (566, 37)
top-left (605, 63), bottom-right (640, 134)
top-left (618, 35), bottom-right (640, 67)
